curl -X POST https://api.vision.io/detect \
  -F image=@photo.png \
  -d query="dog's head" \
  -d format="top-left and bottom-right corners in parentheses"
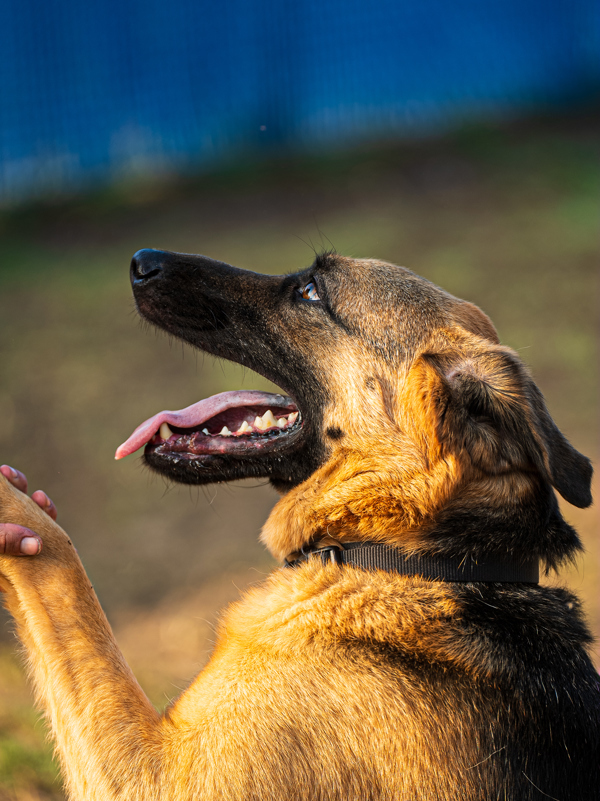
top-left (118, 250), bottom-right (592, 567)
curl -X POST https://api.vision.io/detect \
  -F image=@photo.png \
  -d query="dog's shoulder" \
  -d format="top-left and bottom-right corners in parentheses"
top-left (209, 565), bottom-right (594, 681)
top-left (168, 566), bottom-right (600, 800)
top-left (217, 563), bottom-right (457, 656)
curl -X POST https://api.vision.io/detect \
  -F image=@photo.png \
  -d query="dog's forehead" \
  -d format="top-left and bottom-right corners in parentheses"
top-left (322, 255), bottom-right (451, 320)
top-left (314, 254), bottom-right (498, 347)
top-left (323, 255), bottom-right (445, 302)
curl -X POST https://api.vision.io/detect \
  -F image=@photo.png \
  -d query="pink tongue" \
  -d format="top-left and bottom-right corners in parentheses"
top-left (115, 390), bottom-right (294, 460)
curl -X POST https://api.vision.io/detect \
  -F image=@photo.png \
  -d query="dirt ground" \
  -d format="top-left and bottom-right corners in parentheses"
top-left (0, 113), bottom-right (597, 798)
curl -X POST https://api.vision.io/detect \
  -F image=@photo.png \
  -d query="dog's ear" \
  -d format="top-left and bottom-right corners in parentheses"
top-left (451, 301), bottom-right (500, 344)
top-left (423, 346), bottom-right (592, 508)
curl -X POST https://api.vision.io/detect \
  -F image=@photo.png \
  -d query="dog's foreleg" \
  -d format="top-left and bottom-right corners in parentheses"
top-left (0, 474), bottom-right (166, 801)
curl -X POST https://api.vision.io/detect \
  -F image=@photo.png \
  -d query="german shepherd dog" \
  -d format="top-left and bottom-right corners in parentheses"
top-left (0, 250), bottom-right (598, 800)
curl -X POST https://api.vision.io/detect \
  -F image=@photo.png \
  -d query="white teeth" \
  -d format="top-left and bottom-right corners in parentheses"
top-left (261, 410), bottom-right (277, 429)
top-left (157, 413), bottom-right (298, 442)
top-left (159, 422), bottom-right (173, 440)
top-left (251, 409), bottom-right (300, 432)
top-left (254, 409), bottom-right (279, 431)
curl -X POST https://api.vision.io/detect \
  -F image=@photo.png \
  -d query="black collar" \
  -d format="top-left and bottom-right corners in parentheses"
top-left (285, 540), bottom-right (539, 583)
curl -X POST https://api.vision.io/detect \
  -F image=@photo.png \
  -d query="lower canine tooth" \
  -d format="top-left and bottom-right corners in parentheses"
top-left (220, 426), bottom-right (232, 437)
top-left (159, 422), bottom-right (173, 440)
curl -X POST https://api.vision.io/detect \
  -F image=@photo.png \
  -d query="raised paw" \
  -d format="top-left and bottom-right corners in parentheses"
top-left (0, 465), bottom-right (59, 556)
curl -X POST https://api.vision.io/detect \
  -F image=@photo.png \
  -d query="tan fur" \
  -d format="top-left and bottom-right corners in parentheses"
top-left (262, 327), bottom-right (533, 561)
top-left (0, 481), bottom-right (516, 800)
top-left (0, 256), bottom-right (594, 799)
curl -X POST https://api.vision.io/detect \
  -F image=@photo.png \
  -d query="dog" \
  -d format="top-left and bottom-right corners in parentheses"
top-left (0, 250), bottom-right (597, 800)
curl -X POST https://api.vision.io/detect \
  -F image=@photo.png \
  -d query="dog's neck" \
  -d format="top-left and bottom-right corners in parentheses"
top-left (284, 538), bottom-right (539, 584)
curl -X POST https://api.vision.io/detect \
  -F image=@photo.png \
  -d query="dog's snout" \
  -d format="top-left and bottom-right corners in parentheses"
top-left (130, 249), bottom-right (165, 285)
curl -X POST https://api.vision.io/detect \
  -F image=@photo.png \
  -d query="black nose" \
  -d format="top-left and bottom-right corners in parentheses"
top-left (130, 249), bottom-right (165, 284)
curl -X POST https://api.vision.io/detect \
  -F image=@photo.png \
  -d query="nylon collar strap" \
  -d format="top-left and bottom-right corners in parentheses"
top-left (285, 539), bottom-right (539, 583)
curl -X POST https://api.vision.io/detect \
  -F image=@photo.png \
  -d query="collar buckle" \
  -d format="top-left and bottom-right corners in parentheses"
top-left (311, 543), bottom-right (343, 566)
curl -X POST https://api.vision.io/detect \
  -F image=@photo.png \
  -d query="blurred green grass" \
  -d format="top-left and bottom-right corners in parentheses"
top-left (0, 651), bottom-right (61, 800)
top-left (0, 114), bottom-right (597, 798)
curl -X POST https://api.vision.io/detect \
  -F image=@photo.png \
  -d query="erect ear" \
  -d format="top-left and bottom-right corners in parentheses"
top-left (423, 345), bottom-right (593, 508)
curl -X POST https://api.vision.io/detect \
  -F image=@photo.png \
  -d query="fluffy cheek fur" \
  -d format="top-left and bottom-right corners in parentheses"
top-left (261, 348), bottom-right (465, 561)
top-left (260, 329), bottom-right (581, 564)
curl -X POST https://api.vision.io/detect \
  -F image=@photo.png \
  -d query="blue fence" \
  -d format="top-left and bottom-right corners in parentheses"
top-left (1, 0), bottom-right (599, 203)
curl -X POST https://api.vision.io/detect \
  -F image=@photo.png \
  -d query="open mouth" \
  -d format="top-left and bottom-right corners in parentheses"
top-left (115, 390), bottom-right (302, 463)
top-left (123, 248), bottom-right (330, 488)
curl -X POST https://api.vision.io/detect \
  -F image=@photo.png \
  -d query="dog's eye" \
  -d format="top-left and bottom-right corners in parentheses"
top-left (300, 281), bottom-right (320, 302)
